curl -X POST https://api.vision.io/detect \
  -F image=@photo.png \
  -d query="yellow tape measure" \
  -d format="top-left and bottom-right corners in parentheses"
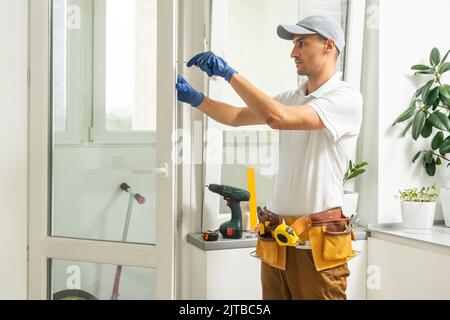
top-left (274, 224), bottom-right (299, 247)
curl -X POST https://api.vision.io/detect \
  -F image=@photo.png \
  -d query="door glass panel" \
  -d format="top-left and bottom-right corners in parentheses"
top-left (103, 0), bottom-right (157, 132)
top-left (52, 0), bottom-right (68, 131)
top-left (51, 0), bottom-right (157, 244)
top-left (50, 259), bottom-right (155, 300)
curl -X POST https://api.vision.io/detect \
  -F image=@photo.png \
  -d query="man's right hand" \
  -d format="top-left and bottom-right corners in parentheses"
top-left (176, 75), bottom-right (205, 108)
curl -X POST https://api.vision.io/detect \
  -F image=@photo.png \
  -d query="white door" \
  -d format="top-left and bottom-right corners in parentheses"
top-left (28, 0), bottom-right (177, 299)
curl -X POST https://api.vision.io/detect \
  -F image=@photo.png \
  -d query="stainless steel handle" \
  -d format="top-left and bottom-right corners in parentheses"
top-left (132, 162), bottom-right (168, 179)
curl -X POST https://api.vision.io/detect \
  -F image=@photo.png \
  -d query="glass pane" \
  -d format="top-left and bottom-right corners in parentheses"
top-left (219, 131), bottom-right (278, 217)
top-left (103, 0), bottom-right (157, 132)
top-left (52, 0), bottom-right (67, 131)
top-left (51, 0), bottom-right (157, 244)
top-left (297, 0), bottom-right (349, 79)
top-left (51, 147), bottom-right (156, 244)
top-left (51, 259), bottom-right (155, 300)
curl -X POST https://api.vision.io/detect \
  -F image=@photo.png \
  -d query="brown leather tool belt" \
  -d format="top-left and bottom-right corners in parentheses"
top-left (256, 206), bottom-right (356, 271)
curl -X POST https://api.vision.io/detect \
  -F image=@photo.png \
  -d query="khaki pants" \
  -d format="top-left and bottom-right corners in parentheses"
top-left (261, 246), bottom-right (350, 300)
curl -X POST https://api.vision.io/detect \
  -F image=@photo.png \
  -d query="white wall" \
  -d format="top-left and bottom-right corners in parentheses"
top-left (0, 0), bottom-right (28, 299)
top-left (379, 0), bottom-right (450, 223)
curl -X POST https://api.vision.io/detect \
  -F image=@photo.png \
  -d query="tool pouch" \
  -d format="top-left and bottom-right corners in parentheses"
top-left (322, 228), bottom-right (354, 260)
top-left (308, 210), bottom-right (357, 271)
top-left (256, 236), bottom-right (286, 270)
top-left (255, 207), bottom-right (286, 270)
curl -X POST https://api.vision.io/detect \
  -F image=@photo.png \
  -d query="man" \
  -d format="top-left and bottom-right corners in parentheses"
top-left (176, 15), bottom-right (363, 300)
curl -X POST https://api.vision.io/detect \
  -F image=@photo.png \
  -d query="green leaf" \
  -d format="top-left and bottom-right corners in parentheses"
top-left (415, 88), bottom-right (424, 98)
top-left (422, 80), bottom-right (434, 101)
top-left (439, 137), bottom-right (450, 155)
top-left (428, 111), bottom-right (450, 131)
top-left (412, 111), bottom-right (426, 140)
top-left (424, 86), bottom-right (440, 106)
top-left (421, 120), bottom-right (433, 138)
top-left (354, 162), bottom-right (369, 169)
top-left (412, 151), bottom-right (422, 163)
top-left (440, 49), bottom-right (450, 64)
top-left (432, 131), bottom-right (444, 150)
top-left (432, 98), bottom-right (440, 110)
top-left (416, 80), bottom-right (433, 99)
top-left (411, 64), bottom-right (431, 71)
top-left (439, 62), bottom-right (450, 74)
top-left (415, 70), bottom-right (434, 75)
top-left (430, 47), bottom-right (441, 66)
top-left (424, 150), bottom-right (433, 164)
top-left (436, 157), bottom-right (442, 165)
top-left (425, 160), bottom-right (436, 176)
top-left (440, 84), bottom-right (450, 99)
top-left (392, 105), bottom-right (416, 125)
top-left (346, 169), bottom-right (365, 180)
top-left (441, 94), bottom-right (450, 106)
top-left (401, 119), bottom-right (414, 137)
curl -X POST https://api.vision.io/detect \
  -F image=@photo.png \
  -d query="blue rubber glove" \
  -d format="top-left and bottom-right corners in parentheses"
top-left (187, 51), bottom-right (237, 83)
top-left (176, 75), bottom-right (205, 108)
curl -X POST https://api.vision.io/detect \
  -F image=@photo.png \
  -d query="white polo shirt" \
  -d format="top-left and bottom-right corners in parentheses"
top-left (265, 73), bottom-right (363, 217)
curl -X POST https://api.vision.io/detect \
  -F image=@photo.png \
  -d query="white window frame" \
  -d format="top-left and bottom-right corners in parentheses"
top-left (202, 0), bottom-right (366, 232)
top-left (28, 0), bottom-right (177, 299)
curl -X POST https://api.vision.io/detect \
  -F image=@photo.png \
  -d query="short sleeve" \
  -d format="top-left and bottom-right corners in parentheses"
top-left (271, 90), bottom-right (299, 105)
top-left (307, 87), bottom-right (363, 142)
top-left (272, 92), bottom-right (286, 104)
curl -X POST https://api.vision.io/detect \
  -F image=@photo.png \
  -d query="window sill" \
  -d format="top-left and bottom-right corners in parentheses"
top-left (368, 222), bottom-right (450, 251)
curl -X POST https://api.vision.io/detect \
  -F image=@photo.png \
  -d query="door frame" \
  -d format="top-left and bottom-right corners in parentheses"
top-left (28, 0), bottom-right (178, 299)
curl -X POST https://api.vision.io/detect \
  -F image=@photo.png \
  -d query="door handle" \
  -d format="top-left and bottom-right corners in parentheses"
top-left (132, 162), bottom-right (168, 179)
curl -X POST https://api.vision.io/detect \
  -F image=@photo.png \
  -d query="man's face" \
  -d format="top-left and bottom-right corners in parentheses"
top-left (290, 34), bottom-right (331, 76)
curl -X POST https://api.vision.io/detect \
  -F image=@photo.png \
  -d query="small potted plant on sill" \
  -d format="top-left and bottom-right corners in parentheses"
top-left (342, 160), bottom-right (368, 217)
top-left (394, 184), bottom-right (438, 233)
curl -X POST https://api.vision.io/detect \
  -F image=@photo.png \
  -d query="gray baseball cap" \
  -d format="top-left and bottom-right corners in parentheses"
top-left (277, 15), bottom-right (345, 53)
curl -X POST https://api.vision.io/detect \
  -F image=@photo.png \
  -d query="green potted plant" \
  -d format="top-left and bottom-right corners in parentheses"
top-left (394, 184), bottom-right (438, 233)
top-left (392, 47), bottom-right (450, 176)
top-left (342, 160), bottom-right (368, 217)
top-left (392, 47), bottom-right (450, 227)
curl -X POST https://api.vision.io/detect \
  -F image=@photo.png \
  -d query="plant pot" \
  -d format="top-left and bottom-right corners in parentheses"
top-left (342, 190), bottom-right (359, 217)
top-left (440, 187), bottom-right (450, 227)
top-left (401, 201), bottom-right (436, 233)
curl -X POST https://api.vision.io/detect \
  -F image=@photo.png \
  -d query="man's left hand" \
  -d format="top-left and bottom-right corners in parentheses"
top-left (187, 51), bottom-right (237, 83)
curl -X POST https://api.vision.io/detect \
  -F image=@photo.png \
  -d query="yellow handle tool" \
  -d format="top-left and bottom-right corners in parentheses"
top-left (247, 167), bottom-right (257, 231)
top-left (274, 224), bottom-right (300, 247)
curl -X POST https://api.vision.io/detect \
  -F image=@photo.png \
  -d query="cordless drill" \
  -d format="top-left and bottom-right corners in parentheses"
top-left (205, 184), bottom-right (250, 239)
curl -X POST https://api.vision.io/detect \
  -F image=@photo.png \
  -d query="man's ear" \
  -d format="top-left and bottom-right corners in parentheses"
top-left (325, 39), bottom-right (336, 54)
top-left (324, 39), bottom-right (339, 60)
